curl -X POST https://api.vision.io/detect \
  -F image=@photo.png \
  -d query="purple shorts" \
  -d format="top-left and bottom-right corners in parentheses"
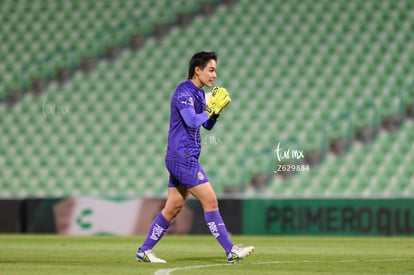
top-left (165, 157), bottom-right (209, 189)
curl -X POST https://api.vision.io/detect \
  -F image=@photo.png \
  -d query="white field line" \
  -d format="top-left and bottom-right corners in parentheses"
top-left (154, 258), bottom-right (405, 275)
top-left (154, 263), bottom-right (229, 275)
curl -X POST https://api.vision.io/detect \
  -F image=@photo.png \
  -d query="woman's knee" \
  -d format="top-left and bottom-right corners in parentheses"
top-left (202, 196), bottom-right (218, 211)
top-left (162, 202), bottom-right (184, 221)
top-left (162, 187), bottom-right (189, 221)
top-left (189, 182), bottom-right (219, 211)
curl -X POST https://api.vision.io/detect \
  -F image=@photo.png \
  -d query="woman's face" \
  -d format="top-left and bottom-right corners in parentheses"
top-left (195, 59), bottom-right (217, 88)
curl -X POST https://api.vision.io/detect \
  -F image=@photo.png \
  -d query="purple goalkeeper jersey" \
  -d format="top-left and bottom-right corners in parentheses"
top-left (165, 80), bottom-right (217, 161)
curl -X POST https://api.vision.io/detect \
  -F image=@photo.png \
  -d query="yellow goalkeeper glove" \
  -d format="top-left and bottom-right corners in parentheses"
top-left (205, 86), bottom-right (231, 119)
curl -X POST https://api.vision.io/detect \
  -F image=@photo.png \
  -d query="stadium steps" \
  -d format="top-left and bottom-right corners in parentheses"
top-left (1, 0), bottom-right (413, 198)
top-left (245, 113), bottom-right (414, 198)
top-left (0, 0), bottom-right (231, 104)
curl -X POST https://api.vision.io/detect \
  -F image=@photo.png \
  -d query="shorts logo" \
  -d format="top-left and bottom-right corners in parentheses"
top-left (197, 171), bottom-right (204, 180)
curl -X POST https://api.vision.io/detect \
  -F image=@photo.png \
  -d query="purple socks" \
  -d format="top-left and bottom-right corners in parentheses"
top-left (140, 212), bottom-right (171, 252)
top-left (204, 210), bottom-right (234, 254)
top-left (140, 210), bottom-right (233, 255)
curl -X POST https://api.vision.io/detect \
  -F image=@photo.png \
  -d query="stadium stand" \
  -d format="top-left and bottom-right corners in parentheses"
top-left (0, 0), bottom-right (213, 101)
top-left (0, 0), bottom-right (413, 198)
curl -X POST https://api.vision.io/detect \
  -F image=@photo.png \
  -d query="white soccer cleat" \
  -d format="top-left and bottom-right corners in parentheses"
top-left (136, 248), bottom-right (167, 263)
top-left (227, 244), bottom-right (255, 264)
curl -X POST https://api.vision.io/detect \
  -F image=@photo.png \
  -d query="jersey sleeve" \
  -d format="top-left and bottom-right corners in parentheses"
top-left (180, 107), bottom-right (209, 128)
top-left (174, 89), bottom-right (209, 128)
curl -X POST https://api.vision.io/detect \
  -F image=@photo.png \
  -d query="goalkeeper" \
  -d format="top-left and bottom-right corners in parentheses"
top-left (136, 51), bottom-right (254, 263)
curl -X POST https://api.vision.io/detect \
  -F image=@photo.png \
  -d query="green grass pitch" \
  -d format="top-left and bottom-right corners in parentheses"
top-left (1, 235), bottom-right (413, 274)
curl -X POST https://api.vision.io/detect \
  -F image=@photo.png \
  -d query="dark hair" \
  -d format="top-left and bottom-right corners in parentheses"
top-left (188, 51), bottom-right (217, 79)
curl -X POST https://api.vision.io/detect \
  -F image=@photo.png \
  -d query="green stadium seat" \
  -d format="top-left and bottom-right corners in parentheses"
top-left (0, 0), bottom-right (413, 198)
